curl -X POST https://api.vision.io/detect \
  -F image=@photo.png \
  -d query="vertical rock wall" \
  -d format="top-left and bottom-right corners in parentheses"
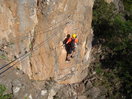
top-left (0, 0), bottom-right (94, 84)
top-left (0, 0), bottom-right (38, 77)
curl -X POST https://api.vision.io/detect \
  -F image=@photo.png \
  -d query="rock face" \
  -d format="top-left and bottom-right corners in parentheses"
top-left (105, 0), bottom-right (113, 3)
top-left (0, 0), bottom-right (94, 84)
top-left (105, 0), bottom-right (124, 12)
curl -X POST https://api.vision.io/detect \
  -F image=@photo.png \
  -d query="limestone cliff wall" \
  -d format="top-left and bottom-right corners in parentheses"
top-left (0, 0), bottom-right (94, 84)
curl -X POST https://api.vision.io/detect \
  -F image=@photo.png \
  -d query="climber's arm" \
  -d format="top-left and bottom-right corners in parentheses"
top-left (66, 38), bottom-right (72, 44)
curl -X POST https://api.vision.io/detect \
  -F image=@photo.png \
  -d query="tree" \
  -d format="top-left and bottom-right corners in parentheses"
top-left (92, 0), bottom-right (132, 98)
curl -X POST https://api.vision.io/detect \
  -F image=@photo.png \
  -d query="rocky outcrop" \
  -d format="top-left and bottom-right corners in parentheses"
top-left (105, 0), bottom-right (113, 3)
top-left (0, 67), bottom-right (107, 99)
top-left (0, 0), bottom-right (94, 84)
top-left (105, 0), bottom-right (124, 12)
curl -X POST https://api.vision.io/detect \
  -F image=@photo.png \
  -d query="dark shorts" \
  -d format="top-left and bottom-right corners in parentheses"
top-left (67, 47), bottom-right (75, 54)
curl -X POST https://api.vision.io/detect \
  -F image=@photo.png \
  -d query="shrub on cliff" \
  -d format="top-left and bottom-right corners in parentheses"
top-left (0, 85), bottom-right (12, 99)
top-left (123, 0), bottom-right (132, 20)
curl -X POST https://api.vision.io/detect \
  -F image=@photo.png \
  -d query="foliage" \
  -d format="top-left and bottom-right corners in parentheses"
top-left (122, 0), bottom-right (132, 20)
top-left (123, 0), bottom-right (132, 12)
top-left (0, 85), bottom-right (12, 99)
top-left (0, 54), bottom-right (8, 60)
top-left (92, 0), bottom-right (132, 98)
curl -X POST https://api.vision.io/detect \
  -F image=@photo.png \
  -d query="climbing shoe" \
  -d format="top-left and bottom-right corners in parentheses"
top-left (71, 55), bottom-right (74, 58)
top-left (66, 58), bottom-right (70, 61)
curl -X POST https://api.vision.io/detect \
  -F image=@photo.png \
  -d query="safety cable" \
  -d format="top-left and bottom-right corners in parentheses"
top-left (0, 11), bottom-right (82, 48)
top-left (0, 15), bottom-right (72, 66)
top-left (0, 11), bottom-right (83, 75)
top-left (0, 26), bottom-right (64, 75)
top-left (0, 14), bottom-right (72, 48)
top-left (0, 21), bottom-right (69, 75)
top-left (20, 16), bottom-right (71, 41)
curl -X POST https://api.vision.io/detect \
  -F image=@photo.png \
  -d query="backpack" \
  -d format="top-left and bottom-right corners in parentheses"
top-left (69, 39), bottom-right (75, 48)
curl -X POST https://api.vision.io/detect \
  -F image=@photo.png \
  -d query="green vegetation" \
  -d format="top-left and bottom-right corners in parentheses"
top-left (0, 85), bottom-right (12, 99)
top-left (123, 0), bottom-right (132, 20)
top-left (0, 54), bottom-right (8, 60)
top-left (29, 43), bottom-right (33, 49)
top-left (123, 0), bottom-right (132, 12)
top-left (92, 0), bottom-right (132, 98)
top-left (24, 96), bottom-right (28, 99)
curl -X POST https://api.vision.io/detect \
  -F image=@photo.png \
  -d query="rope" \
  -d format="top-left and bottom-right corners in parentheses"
top-left (0, 11), bottom-right (83, 75)
top-left (0, 21), bottom-right (69, 75)
top-left (0, 15), bottom-right (72, 48)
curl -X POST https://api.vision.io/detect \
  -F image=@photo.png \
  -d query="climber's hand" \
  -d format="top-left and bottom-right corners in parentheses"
top-left (75, 43), bottom-right (77, 48)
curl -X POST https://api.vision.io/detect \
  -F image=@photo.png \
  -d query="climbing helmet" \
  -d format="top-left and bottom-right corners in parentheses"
top-left (72, 33), bottom-right (77, 39)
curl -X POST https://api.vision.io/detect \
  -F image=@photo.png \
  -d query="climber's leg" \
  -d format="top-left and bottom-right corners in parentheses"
top-left (71, 48), bottom-right (76, 58)
top-left (66, 53), bottom-right (71, 61)
top-left (66, 47), bottom-right (72, 61)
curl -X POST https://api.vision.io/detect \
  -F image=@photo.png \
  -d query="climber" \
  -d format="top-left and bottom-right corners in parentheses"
top-left (64, 33), bottom-right (78, 61)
